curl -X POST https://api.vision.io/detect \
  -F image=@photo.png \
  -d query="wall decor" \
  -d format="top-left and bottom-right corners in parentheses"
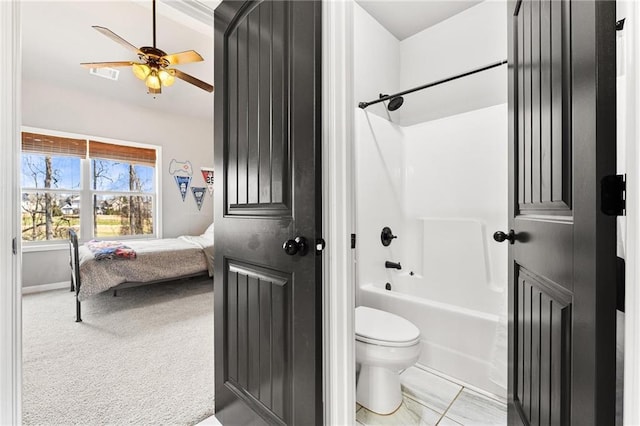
top-left (191, 187), bottom-right (206, 211)
top-left (200, 167), bottom-right (214, 194)
top-left (174, 175), bottom-right (191, 201)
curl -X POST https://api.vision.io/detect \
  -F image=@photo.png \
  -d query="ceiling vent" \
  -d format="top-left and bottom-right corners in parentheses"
top-left (89, 67), bottom-right (120, 81)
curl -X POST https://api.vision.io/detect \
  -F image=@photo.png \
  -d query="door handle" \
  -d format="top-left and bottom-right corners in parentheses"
top-left (283, 236), bottom-right (308, 256)
top-left (493, 230), bottom-right (516, 244)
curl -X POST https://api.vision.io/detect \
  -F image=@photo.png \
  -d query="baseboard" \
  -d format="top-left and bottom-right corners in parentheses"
top-left (22, 281), bottom-right (70, 295)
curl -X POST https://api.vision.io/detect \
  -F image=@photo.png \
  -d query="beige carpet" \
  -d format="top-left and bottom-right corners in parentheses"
top-left (22, 278), bottom-right (214, 426)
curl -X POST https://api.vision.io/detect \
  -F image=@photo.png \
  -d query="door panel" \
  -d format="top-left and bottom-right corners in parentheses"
top-left (515, 269), bottom-right (571, 425)
top-left (224, 262), bottom-right (291, 424)
top-left (517, 0), bottom-right (571, 214)
top-left (214, 1), bottom-right (322, 425)
top-left (225, 1), bottom-right (290, 216)
top-left (507, 0), bottom-right (616, 425)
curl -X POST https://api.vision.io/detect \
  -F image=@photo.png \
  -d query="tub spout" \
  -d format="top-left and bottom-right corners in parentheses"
top-left (385, 261), bottom-right (402, 270)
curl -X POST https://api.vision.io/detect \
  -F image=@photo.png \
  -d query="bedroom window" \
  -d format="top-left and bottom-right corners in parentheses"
top-left (89, 141), bottom-right (156, 238)
top-left (21, 130), bottom-right (160, 243)
top-left (21, 132), bottom-right (84, 241)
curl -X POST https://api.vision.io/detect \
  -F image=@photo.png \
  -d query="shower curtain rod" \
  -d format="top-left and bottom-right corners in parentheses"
top-left (358, 59), bottom-right (508, 109)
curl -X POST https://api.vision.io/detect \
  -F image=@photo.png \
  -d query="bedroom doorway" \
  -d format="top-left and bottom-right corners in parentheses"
top-left (16, 0), bottom-right (217, 424)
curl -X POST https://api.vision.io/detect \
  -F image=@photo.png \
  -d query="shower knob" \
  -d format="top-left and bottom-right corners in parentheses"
top-left (381, 227), bottom-right (397, 246)
top-left (283, 236), bottom-right (308, 256)
top-left (493, 230), bottom-right (516, 244)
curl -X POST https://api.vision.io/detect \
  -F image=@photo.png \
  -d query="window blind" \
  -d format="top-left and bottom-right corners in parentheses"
top-left (21, 132), bottom-right (87, 158)
top-left (89, 141), bottom-right (157, 167)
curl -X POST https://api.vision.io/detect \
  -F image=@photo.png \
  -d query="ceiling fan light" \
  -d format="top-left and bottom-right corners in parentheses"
top-left (158, 69), bottom-right (175, 87)
top-left (132, 63), bottom-right (151, 80)
top-left (145, 71), bottom-right (161, 90)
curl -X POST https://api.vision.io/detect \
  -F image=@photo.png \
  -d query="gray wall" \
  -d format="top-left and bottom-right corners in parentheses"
top-left (21, 78), bottom-right (214, 287)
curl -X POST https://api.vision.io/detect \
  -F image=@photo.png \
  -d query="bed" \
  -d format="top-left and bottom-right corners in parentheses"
top-left (69, 224), bottom-right (214, 322)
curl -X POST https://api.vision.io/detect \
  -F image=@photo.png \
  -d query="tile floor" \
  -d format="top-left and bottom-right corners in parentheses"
top-left (197, 366), bottom-right (506, 426)
top-left (356, 366), bottom-right (507, 426)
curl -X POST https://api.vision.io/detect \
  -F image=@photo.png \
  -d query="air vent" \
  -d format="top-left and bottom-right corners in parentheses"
top-left (89, 67), bottom-right (120, 81)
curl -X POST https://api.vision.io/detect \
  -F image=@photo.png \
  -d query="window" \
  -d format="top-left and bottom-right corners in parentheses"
top-left (89, 141), bottom-right (156, 238)
top-left (21, 133), bottom-right (84, 241)
top-left (21, 130), bottom-right (159, 243)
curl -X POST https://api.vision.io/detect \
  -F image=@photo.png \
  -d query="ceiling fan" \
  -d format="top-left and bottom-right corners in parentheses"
top-left (80, 0), bottom-right (213, 95)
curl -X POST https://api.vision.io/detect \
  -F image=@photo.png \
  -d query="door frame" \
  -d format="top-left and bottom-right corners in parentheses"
top-left (321, 1), bottom-right (357, 424)
top-left (3, 1), bottom-right (640, 425)
top-left (623, 0), bottom-right (640, 423)
top-left (0, 1), bottom-right (22, 424)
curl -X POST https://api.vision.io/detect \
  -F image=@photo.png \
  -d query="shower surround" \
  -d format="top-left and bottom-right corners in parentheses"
top-left (355, 104), bottom-right (509, 398)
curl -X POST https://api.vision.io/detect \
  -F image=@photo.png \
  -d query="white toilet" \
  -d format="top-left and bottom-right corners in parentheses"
top-left (355, 306), bottom-right (421, 415)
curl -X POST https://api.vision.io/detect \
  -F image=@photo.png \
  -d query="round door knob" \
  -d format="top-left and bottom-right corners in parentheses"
top-left (493, 230), bottom-right (516, 244)
top-left (283, 236), bottom-right (308, 256)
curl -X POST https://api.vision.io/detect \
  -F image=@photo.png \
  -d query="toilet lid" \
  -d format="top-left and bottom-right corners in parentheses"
top-left (355, 306), bottom-right (420, 346)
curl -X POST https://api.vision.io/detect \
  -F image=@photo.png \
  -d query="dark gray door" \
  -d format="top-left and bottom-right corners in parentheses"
top-left (213, 1), bottom-right (322, 425)
top-left (506, 0), bottom-right (616, 424)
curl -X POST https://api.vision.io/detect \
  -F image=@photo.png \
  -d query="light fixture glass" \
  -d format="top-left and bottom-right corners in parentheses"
top-left (145, 70), bottom-right (161, 90)
top-left (158, 69), bottom-right (175, 87)
top-left (132, 63), bottom-right (151, 80)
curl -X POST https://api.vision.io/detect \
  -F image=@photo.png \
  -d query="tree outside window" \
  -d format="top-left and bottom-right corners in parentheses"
top-left (21, 131), bottom-right (157, 242)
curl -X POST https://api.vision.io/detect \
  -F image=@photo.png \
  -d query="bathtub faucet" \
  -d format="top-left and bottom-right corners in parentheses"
top-left (385, 261), bottom-right (402, 270)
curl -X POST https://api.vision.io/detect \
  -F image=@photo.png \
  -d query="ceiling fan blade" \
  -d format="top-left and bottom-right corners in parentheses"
top-left (161, 50), bottom-right (204, 65)
top-left (92, 26), bottom-right (143, 56)
top-left (172, 69), bottom-right (214, 93)
top-left (80, 61), bottom-right (135, 69)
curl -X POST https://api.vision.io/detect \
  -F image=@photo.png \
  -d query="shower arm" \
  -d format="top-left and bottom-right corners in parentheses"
top-left (357, 59), bottom-right (508, 109)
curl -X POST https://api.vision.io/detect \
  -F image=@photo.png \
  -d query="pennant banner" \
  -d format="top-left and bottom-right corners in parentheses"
top-left (174, 175), bottom-right (191, 201)
top-left (200, 167), bottom-right (214, 195)
top-left (192, 187), bottom-right (206, 211)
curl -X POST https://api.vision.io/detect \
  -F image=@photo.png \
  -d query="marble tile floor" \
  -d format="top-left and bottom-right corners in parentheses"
top-left (357, 366), bottom-right (507, 426)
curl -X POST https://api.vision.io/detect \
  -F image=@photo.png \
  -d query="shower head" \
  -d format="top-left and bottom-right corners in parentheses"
top-left (378, 93), bottom-right (404, 112)
top-left (387, 96), bottom-right (404, 111)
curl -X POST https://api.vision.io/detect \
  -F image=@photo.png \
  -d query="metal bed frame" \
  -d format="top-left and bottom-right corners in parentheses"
top-left (68, 229), bottom-right (208, 322)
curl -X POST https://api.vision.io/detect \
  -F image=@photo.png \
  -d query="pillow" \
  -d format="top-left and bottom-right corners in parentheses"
top-left (202, 222), bottom-right (214, 238)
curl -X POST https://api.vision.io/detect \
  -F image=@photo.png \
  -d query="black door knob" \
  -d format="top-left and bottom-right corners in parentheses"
top-left (493, 230), bottom-right (516, 244)
top-left (283, 236), bottom-right (308, 256)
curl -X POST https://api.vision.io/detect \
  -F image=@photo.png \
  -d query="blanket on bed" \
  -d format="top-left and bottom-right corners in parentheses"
top-left (77, 236), bottom-right (213, 301)
top-left (86, 240), bottom-right (137, 260)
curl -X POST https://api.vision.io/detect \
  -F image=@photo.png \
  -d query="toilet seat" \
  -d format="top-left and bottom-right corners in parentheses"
top-left (355, 306), bottom-right (420, 347)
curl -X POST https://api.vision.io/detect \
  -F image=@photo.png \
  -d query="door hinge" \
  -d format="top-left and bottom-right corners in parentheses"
top-left (601, 174), bottom-right (626, 216)
top-left (12, 238), bottom-right (17, 255)
top-left (351, 233), bottom-right (356, 249)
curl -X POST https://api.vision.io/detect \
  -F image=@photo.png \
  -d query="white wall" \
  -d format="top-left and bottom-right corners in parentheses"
top-left (355, 104), bottom-right (508, 311)
top-left (354, 1), bottom-right (507, 126)
top-left (402, 104), bottom-right (508, 297)
top-left (354, 0), bottom-right (508, 294)
top-left (354, 109), bottom-right (405, 294)
top-left (21, 79), bottom-right (214, 287)
top-left (397, 1), bottom-right (507, 125)
top-left (353, 3), bottom-right (400, 121)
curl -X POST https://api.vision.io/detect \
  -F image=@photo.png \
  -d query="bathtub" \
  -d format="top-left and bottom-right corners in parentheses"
top-left (359, 279), bottom-right (507, 399)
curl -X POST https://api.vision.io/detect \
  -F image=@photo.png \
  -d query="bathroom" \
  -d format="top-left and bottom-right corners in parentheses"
top-left (353, 1), bottom-right (515, 423)
top-left (352, 0), bottom-right (631, 424)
